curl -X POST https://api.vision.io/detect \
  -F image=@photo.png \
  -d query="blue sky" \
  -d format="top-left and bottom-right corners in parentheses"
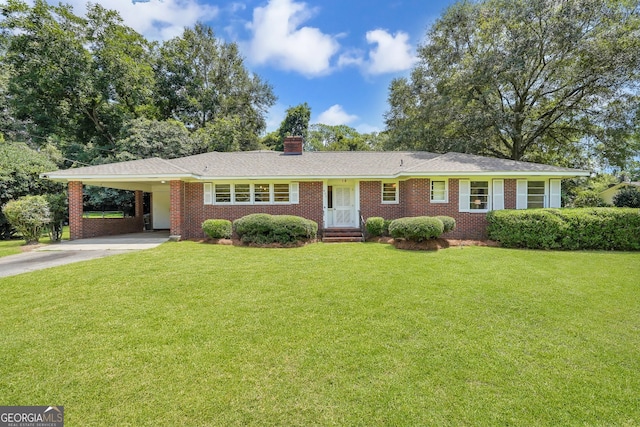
top-left (44, 0), bottom-right (457, 133)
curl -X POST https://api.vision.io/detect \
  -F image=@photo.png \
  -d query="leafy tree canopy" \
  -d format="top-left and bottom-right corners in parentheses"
top-left (385, 0), bottom-right (640, 169)
top-left (263, 103), bottom-right (312, 151)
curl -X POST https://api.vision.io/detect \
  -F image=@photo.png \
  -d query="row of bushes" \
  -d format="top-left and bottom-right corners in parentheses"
top-left (366, 216), bottom-right (456, 241)
top-left (487, 208), bottom-right (640, 250)
top-left (202, 214), bottom-right (318, 244)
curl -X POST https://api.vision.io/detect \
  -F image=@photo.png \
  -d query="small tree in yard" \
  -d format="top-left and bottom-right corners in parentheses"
top-left (613, 186), bottom-right (640, 208)
top-left (45, 193), bottom-right (67, 242)
top-left (2, 195), bottom-right (51, 244)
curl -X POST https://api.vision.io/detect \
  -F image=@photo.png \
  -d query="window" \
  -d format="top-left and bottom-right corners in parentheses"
top-left (470, 181), bottom-right (489, 210)
top-left (382, 182), bottom-right (398, 203)
top-left (273, 184), bottom-right (290, 203)
top-left (527, 181), bottom-right (545, 208)
top-left (204, 183), bottom-right (298, 205)
top-left (214, 184), bottom-right (231, 203)
top-left (254, 183), bottom-right (270, 203)
top-left (234, 184), bottom-right (251, 203)
top-left (431, 180), bottom-right (447, 203)
top-left (517, 180), bottom-right (554, 209)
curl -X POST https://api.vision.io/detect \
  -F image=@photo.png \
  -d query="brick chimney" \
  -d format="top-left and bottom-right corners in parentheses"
top-left (283, 136), bottom-right (303, 155)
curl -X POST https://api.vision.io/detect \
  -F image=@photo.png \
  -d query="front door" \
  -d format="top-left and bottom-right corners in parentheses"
top-left (333, 186), bottom-right (355, 227)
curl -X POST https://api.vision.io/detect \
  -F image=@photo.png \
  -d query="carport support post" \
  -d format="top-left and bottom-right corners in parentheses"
top-left (69, 181), bottom-right (84, 240)
top-left (169, 180), bottom-right (183, 241)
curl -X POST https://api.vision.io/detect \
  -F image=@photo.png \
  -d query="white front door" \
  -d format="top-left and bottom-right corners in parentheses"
top-left (333, 186), bottom-right (355, 227)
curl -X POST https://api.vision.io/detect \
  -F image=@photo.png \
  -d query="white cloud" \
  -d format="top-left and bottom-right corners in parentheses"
top-left (364, 29), bottom-right (416, 74)
top-left (316, 105), bottom-right (358, 126)
top-left (44, 0), bottom-right (219, 41)
top-left (246, 0), bottom-right (340, 77)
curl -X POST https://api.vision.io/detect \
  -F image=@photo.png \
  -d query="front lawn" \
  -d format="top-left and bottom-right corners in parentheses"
top-left (0, 226), bottom-right (70, 258)
top-left (1, 243), bottom-right (638, 425)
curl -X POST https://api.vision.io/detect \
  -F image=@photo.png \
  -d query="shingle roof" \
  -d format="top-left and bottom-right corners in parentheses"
top-left (43, 150), bottom-right (589, 181)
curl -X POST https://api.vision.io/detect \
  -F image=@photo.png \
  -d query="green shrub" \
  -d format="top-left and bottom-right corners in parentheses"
top-left (389, 216), bottom-right (444, 242)
top-left (613, 186), bottom-right (640, 208)
top-left (365, 217), bottom-right (385, 237)
top-left (202, 219), bottom-right (232, 239)
top-left (573, 190), bottom-right (609, 207)
top-left (45, 193), bottom-right (67, 242)
top-left (233, 214), bottom-right (317, 245)
top-left (435, 216), bottom-right (456, 233)
top-left (2, 195), bottom-right (51, 244)
top-left (487, 208), bottom-right (640, 250)
top-left (383, 219), bottom-right (392, 236)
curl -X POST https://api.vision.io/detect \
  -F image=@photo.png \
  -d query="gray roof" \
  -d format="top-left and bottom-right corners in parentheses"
top-left (43, 150), bottom-right (589, 181)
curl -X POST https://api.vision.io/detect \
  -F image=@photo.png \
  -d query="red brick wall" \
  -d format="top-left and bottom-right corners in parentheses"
top-left (170, 180), bottom-right (184, 237)
top-left (359, 181), bottom-right (403, 220)
top-left (69, 181), bottom-right (83, 240)
top-left (179, 182), bottom-right (325, 239)
top-left (360, 179), bottom-right (489, 239)
top-left (504, 179), bottom-right (517, 209)
top-left (81, 217), bottom-right (144, 238)
top-left (68, 182), bottom-right (145, 239)
top-left (176, 178), bottom-right (522, 240)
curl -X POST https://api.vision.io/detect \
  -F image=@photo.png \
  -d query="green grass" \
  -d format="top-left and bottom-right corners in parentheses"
top-left (1, 243), bottom-right (639, 426)
top-left (0, 227), bottom-right (70, 258)
top-left (83, 211), bottom-right (125, 218)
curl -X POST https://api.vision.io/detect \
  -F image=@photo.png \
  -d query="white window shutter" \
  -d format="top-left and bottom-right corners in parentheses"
top-left (290, 182), bottom-right (299, 204)
top-left (516, 179), bottom-right (528, 209)
top-left (459, 180), bottom-right (470, 212)
top-left (492, 179), bottom-right (504, 210)
top-left (203, 183), bottom-right (212, 205)
top-left (549, 179), bottom-right (562, 208)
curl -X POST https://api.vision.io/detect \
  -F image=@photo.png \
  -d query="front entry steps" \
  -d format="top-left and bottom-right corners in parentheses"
top-left (322, 227), bottom-right (363, 243)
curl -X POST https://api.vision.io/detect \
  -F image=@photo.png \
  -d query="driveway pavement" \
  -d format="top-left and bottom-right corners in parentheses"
top-left (0, 232), bottom-right (170, 278)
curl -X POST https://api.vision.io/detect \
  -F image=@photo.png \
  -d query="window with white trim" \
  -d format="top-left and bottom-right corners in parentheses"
top-left (527, 181), bottom-right (545, 208)
top-left (254, 183), bottom-right (270, 203)
top-left (273, 183), bottom-right (290, 202)
top-left (470, 181), bottom-right (490, 210)
top-left (214, 184), bottom-right (231, 203)
top-left (204, 183), bottom-right (299, 205)
top-left (382, 182), bottom-right (398, 203)
top-left (517, 179), bottom-right (555, 209)
top-left (430, 180), bottom-right (448, 203)
top-left (235, 184), bottom-right (251, 203)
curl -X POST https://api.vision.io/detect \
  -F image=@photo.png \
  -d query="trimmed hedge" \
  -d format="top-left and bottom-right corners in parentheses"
top-left (389, 216), bottom-right (445, 242)
top-left (435, 216), bottom-right (456, 233)
top-left (233, 214), bottom-right (318, 244)
top-left (365, 217), bottom-right (385, 237)
top-left (487, 208), bottom-right (640, 250)
top-left (202, 219), bottom-right (232, 239)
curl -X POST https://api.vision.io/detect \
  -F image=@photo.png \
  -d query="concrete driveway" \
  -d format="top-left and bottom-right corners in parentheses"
top-left (0, 232), bottom-right (170, 278)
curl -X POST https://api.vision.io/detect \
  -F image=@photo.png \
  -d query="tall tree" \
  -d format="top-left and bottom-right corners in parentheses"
top-left (307, 124), bottom-right (372, 151)
top-left (1, 0), bottom-right (156, 162)
top-left (385, 0), bottom-right (640, 168)
top-left (263, 103), bottom-right (311, 151)
top-left (155, 23), bottom-right (276, 140)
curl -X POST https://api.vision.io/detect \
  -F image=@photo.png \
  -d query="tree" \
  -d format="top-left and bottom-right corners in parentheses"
top-left (2, 195), bottom-right (51, 244)
top-left (155, 23), bottom-right (276, 141)
top-left (385, 0), bottom-right (640, 168)
top-left (0, 140), bottom-right (61, 239)
top-left (307, 124), bottom-right (372, 151)
top-left (115, 118), bottom-right (199, 161)
top-left (613, 186), bottom-right (640, 208)
top-left (263, 103), bottom-right (311, 151)
top-left (1, 0), bottom-right (156, 162)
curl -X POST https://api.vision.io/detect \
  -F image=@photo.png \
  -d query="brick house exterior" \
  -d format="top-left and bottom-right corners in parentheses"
top-left (43, 137), bottom-right (589, 241)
